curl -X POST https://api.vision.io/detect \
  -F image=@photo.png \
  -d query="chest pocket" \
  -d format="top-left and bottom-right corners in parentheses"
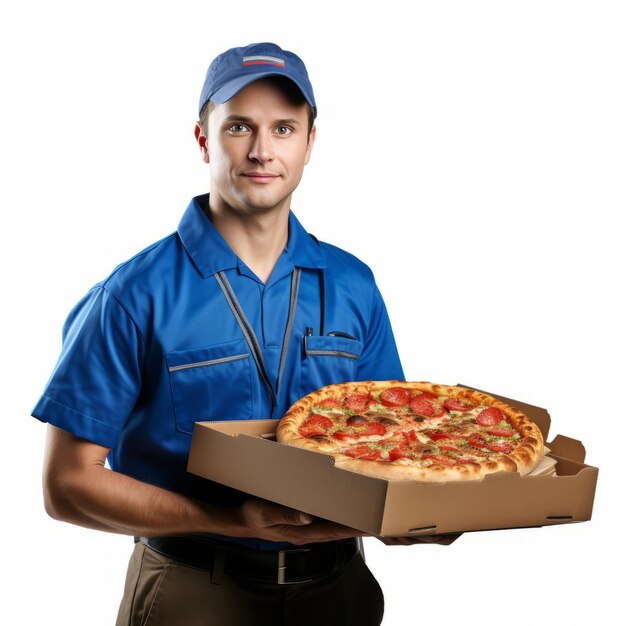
top-left (300, 335), bottom-right (362, 398)
top-left (166, 338), bottom-right (254, 434)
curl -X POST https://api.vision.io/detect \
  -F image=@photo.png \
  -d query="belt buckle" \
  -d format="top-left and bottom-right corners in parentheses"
top-left (277, 548), bottom-right (312, 585)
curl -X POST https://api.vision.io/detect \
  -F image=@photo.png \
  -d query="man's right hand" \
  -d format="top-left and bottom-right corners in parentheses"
top-left (238, 498), bottom-right (365, 545)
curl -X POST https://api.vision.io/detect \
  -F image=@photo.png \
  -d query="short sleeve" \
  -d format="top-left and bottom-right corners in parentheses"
top-left (355, 283), bottom-right (404, 381)
top-left (32, 285), bottom-right (144, 448)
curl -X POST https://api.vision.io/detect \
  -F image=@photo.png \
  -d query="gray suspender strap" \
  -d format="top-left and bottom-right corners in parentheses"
top-left (214, 271), bottom-right (274, 408)
top-left (214, 268), bottom-right (301, 413)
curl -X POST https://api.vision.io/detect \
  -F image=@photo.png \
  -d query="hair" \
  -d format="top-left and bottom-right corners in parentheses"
top-left (198, 75), bottom-right (315, 138)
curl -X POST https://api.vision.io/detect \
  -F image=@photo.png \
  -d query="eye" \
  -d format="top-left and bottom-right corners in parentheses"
top-left (227, 123), bottom-right (250, 134)
top-left (275, 125), bottom-right (292, 136)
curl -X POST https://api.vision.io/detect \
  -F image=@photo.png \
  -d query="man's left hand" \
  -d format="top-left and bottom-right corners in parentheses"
top-left (376, 533), bottom-right (462, 546)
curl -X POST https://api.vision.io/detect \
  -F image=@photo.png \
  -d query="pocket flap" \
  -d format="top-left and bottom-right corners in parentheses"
top-left (166, 339), bottom-right (253, 433)
top-left (304, 335), bottom-right (363, 361)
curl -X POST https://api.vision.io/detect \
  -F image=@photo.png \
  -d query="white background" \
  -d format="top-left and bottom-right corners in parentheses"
top-left (1, 1), bottom-right (624, 624)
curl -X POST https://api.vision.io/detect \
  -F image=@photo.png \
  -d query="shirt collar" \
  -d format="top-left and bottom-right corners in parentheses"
top-left (178, 194), bottom-right (326, 279)
top-left (285, 210), bottom-right (326, 270)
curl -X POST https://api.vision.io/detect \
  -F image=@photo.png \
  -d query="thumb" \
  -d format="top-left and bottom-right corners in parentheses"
top-left (274, 505), bottom-right (314, 526)
top-left (243, 498), bottom-right (313, 528)
top-left (295, 511), bottom-right (314, 525)
top-left (266, 501), bottom-right (313, 526)
top-left (275, 505), bottom-right (313, 526)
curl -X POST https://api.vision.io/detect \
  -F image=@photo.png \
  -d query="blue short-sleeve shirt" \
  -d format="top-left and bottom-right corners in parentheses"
top-left (33, 194), bottom-right (404, 543)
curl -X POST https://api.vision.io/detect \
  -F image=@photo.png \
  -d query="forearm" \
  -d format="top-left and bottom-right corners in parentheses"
top-left (44, 461), bottom-right (239, 537)
top-left (43, 424), bottom-right (241, 537)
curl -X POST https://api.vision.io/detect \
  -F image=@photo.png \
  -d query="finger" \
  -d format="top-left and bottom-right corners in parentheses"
top-left (268, 520), bottom-right (365, 545)
top-left (435, 532), bottom-right (462, 545)
top-left (297, 518), bottom-right (366, 538)
top-left (377, 532), bottom-right (462, 546)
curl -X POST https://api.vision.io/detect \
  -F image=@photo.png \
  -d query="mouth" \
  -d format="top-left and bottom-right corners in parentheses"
top-left (241, 171), bottom-right (280, 184)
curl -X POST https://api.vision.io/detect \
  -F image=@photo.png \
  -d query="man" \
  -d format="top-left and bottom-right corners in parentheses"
top-left (33, 42), bottom-right (423, 625)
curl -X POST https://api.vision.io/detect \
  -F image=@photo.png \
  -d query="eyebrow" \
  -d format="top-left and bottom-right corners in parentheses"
top-left (222, 114), bottom-right (302, 126)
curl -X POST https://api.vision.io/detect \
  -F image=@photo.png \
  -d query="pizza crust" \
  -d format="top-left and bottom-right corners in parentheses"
top-left (277, 381), bottom-right (545, 483)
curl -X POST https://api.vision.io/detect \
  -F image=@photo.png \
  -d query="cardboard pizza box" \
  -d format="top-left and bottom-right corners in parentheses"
top-left (187, 388), bottom-right (598, 536)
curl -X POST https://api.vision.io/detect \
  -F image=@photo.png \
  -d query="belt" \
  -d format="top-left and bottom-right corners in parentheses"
top-left (141, 536), bottom-right (359, 585)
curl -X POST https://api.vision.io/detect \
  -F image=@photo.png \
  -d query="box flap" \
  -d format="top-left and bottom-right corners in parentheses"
top-left (548, 434), bottom-right (586, 463)
top-left (197, 419), bottom-right (277, 438)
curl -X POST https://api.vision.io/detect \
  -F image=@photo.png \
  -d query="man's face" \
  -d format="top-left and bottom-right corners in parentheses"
top-left (200, 79), bottom-right (316, 217)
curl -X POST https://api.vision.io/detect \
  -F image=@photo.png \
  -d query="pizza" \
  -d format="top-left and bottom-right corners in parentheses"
top-left (276, 381), bottom-right (545, 482)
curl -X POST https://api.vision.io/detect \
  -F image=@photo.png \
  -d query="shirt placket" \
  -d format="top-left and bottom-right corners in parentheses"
top-left (214, 268), bottom-right (301, 418)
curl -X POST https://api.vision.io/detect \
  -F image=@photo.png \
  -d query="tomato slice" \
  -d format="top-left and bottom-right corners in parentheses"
top-left (487, 428), bottom-right (515, 437)
top-left (476, 407), bottom-right (504, 426)
top-left (380, 387), bottom-right (411, 407)
top-left (422, 453), bottom-right (456, 467)
top-left (400, 429), bottom-right (419, 444)
top-left (428, 432), bottom-right (452, 441)
top-left (487, 441), bottom-right (513, 454)
top-left (299, 413), bottom-right (333, 438)
top-left (388, 447), bottom-right (410, 461)
top-left (467, 434), bottom-right (487, 449)
top-left (344, 444), bottom-right (381, 460)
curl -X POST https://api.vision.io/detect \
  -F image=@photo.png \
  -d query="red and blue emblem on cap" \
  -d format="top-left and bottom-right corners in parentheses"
top-left (242, 55), bottom-right (285, 68)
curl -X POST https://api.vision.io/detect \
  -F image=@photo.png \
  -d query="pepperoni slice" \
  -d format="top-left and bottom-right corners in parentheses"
top-left (443, 397), bottom-right (473, 412)
top-left (476, 407), bottom-right (504, 426)
top-left (379, 387), bottom-right (411, 407)
top-left (359, 422), bottom-right (387, 436)
top-left (345, 393), bottom-right (376, 412)
top-left (410, 393), bottom-right (445, 418)
top-left (316, 397), bottom-right (343, 409)
top-left (299, 413), bottom-right (333, 438)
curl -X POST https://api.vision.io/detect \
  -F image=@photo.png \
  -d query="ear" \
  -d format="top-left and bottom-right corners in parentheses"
top-left (194, 122), bottom-right (210, 164)
top-left (304, 125), bottom-right (317, 166)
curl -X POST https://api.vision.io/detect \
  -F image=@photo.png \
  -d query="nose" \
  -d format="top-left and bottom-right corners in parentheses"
top-left (248, 130), bottom-right (273, 163)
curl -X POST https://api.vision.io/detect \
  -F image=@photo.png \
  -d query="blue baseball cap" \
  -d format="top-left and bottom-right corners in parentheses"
top-left (198, 42), bottom-right (317, 118)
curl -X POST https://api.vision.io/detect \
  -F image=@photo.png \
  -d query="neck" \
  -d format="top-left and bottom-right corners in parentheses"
top-left (207, 201), bottom-right (290, 284)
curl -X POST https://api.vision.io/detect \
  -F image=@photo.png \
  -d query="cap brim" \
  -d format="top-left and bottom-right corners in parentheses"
top-left (210, 72), bottom-right (316, 113)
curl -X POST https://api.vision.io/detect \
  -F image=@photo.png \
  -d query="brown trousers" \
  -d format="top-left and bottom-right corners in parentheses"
top-left (116, 541), bottom-right (384, 626)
